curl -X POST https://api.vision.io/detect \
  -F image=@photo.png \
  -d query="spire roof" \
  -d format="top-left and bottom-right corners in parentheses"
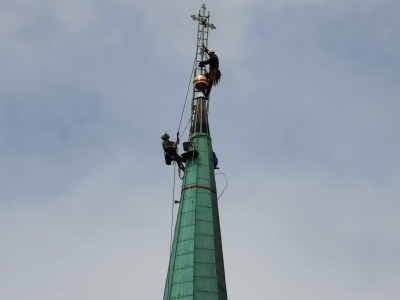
top-left (163, 6), bottom-right (227, 299)
top-left (163, 133), bottom-right (227, 300)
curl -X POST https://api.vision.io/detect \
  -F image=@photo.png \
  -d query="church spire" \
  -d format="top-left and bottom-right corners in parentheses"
top-left (163, 4), bottom-right (228, 300)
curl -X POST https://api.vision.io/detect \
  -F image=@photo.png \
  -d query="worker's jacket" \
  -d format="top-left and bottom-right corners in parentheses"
top-left (201, 53), bottom-right (219, 70)
top-left (162, 140), bottom-right (178, 155)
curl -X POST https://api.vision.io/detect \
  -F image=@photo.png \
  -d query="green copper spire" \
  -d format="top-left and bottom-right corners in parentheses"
top-left (163, 132), bottom-right (227, 300)
top-left (163, 5), bottom-right (227, 299)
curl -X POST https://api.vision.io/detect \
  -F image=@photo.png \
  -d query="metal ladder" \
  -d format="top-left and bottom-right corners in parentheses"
top-left (190, 4), bottom-right (216, 135)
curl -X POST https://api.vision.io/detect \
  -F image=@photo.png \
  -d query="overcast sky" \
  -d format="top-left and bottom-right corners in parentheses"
top-left (1, 1), bottom-right (399, 299)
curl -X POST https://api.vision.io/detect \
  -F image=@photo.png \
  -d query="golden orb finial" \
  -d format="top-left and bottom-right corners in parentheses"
top-left (193, 74), bottom-right (208, 91)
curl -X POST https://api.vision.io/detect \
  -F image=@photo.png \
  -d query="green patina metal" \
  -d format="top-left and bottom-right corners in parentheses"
top-left (163, 133), bottom-right (228, 300)
top-left (163, 5), bottom-right (227, 299)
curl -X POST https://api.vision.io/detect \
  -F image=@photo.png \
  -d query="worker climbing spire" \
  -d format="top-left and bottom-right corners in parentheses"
top-left (162, 4), bottom-right (228, 300)
top-left (190, 3), bottom-right (221, 134)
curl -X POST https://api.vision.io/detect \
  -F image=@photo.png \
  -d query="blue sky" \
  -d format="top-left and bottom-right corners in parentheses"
top-left (0, 1), bottom-right (399, 299)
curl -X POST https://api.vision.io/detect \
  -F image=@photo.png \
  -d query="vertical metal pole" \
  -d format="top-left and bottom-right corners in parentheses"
top-left (190, 4), bottom-right (216, 135)
top-left (191, 14), bottom-right (200, 135)
top-left (206, 11), bottom-right (210, 114)
top-left (200, 98), bottom-right (203, 133)
top-left (200, 6), bottom-right (205, 69)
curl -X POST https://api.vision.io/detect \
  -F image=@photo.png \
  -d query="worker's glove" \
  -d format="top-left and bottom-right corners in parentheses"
top-left (198, 62), bottom-right (204, 68)
top-left (202, 43), bottom-right (208, 53)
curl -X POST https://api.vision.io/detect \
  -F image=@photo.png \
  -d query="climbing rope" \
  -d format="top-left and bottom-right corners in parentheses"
top-left (167, 53), bottom-right (197, 255)
top-left (166, 55), bottom-right (197, 299)
top-left (177, 56), bottom-right (197, 134)
top-left (179, 118), bottom-right (192, 140)
top-left (215, 172), bottom-right (229, 200)
top-left (165, 164), bottom-right (177, 299)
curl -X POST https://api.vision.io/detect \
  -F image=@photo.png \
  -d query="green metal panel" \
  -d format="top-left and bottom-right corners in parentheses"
top-left (170, 281), bottom-right (194, 298)
top-left (172, 267), bottom-right (194, 284)
top-left (194, 291), bottom-right (219, 300)
top-left (194, 263), bottom-right (216, 277)
top-left (163, 133), bottom-right (228, 300)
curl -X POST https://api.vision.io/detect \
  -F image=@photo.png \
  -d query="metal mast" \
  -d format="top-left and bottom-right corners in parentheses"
top-left (163, 4), bottom-right (228, 300)
top-left (190, 4), bottom-right (216, 135)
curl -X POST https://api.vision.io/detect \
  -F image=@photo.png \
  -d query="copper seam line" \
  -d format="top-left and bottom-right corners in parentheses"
top-left (181, 185), bottom-right (217, 195)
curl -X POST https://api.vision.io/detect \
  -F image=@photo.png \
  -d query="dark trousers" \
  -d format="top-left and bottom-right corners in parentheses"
top-left (204, 84), bottom-right (212, 99)
top-left (204, 72), bottom-right (212, 99)
top-left (169, 153), bottom-right (185, 171)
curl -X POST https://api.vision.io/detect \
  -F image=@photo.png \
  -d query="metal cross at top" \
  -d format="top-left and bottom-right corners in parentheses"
top-left (191, 4), bottom-right (216, 29)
